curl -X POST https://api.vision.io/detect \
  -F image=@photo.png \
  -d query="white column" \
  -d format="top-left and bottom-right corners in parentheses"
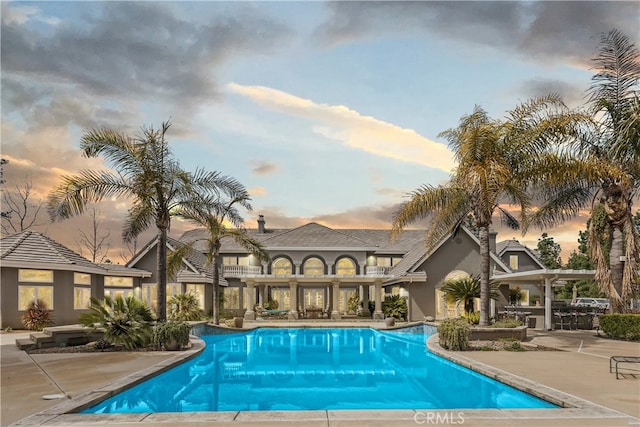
top-left (545, 278), bottom-right (552, 330)
top-left (373, 280), bottom-right (384, 319)
top-left (331, 280), bottom-right (341, 319)
top-left (288, 280), bottom-right (299, 320)
top-left (244, 280), bottom-right (256, 320)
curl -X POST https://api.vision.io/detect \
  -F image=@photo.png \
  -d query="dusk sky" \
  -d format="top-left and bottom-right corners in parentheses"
top-left (1, 1), bottom-right (639, 263)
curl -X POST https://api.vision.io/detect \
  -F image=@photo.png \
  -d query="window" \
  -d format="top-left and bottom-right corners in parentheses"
top-left (74, 272), bottom-right (91, 285)
top-left (336, 258), bottom-right (356, 275)
top-left (185, 284), bottom-right (205, 309)
top-left (104, 276), bottom-right (134, 287)
top-left (509, 255), bottom-right (519, 271)
top-left (271, 289), bottom-right (291, 310)
top-left (304, 289), bottom-right (324, 309)
top-left (303, 257), bottom-right (324, 275)
top-left (142, 284), bottom-right (158, 312)
top-left (224, 287), bottom-right (240, 309)
top-left (223, 256), bottom-right (249, 266)
top-left (18, 269), bottom-right (53, 283)
top-left (74, 287), bottom-right (91, 309)
top-left (272, 257), bottom-right (292, 275)
top-left (19, 286), bottom-right (53, 310)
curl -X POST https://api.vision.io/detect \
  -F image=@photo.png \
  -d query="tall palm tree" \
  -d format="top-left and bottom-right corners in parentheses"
top-left (526, 30), bottom-right (640, 312)
top-left (170, 189), bottom-right (270, 325)
top-left (47, 121), bottom-right (243, 320)
top-left (392, 96), bottom-right (582, 326)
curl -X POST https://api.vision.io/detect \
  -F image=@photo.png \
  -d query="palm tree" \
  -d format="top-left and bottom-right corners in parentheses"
top-left (441, 275), bottom-right (498, 314)
top-left (527, 30), bottom-right (640, 312)
top-left (170, 189), bottom-right (270, 325)
top-left (47, 121), bottom-right (242, 320)
top-left (392, 96), bottom-right (582, 326)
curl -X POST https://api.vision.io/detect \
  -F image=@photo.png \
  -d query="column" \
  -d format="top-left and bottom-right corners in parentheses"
top-left (288, 280), bottom-right (299, 320)
top-left (331, 280), bottom-right (341, 319)
top-left (373, 280), bottom-right (384, 320)
top-left (244, 280), bottom-right (256, 320)
top-left (258, 284), bottom-right (267, 307)
top-left (544, 278), bottom-right (552, 330)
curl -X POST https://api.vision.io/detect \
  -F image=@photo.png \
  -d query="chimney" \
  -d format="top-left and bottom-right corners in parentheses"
top-left (257, 215), bottom-right (266, 234)
top-left (489, 229), bottom-right (497, 254)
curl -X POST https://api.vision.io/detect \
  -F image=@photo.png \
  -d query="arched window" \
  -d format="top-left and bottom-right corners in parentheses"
top-left (303, 257), bottom-right (324, 275)
top-left (272, 257), bottom-right (292, 275)
top-left (336, 258), bottom-right (356, 275)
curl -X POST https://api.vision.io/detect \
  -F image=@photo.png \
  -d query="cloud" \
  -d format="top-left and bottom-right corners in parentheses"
top-left (227, 83), bottom-right (455, 172)
top-left (1, 2), bottom-right (291, 130)
top-left (517, 78), bottom-right (586, 108)
top-left (249, 186), bottom-right (267, 197)
top-left (316, 1), bottom-right (639, 67)
top-left (250, 160), bottom-right (280, 176)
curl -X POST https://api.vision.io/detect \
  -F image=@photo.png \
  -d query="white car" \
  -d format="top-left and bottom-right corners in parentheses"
top-left (572, 297), bottom-right (610, 310)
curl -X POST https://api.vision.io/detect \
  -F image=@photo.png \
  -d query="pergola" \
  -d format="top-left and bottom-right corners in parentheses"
top-left (491, 269), bottom-right (596, 330)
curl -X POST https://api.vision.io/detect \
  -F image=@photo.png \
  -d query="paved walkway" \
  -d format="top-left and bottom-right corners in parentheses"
top-left (1, 324), bottom-right (639, 426)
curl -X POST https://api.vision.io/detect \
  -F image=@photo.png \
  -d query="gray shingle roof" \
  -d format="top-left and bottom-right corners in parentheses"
top-left (260, 222), bottom-right (376, 249)
top-left (1, 230), bottom-right (99, 271)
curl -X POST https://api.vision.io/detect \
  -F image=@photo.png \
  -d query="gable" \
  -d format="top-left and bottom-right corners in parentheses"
top-left (260, 222), bottom-right (376, 249)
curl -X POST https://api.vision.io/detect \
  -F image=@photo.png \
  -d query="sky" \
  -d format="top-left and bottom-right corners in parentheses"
top-left (1, 1), bottom-right (639, 264)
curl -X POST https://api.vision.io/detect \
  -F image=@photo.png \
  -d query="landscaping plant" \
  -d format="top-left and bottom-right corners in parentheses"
top-left (382, 294), bottom-right (408, 320)
top-left (168, 293), bottom-right (203, 321)
top-left (20, 298), bottom-right (54, 330)
top-left (152, 321), bottom-right (191, 350)
top-left (79, 295), bottom-right (155, 350)
top-left (438, 318), bottom-right (470, 351)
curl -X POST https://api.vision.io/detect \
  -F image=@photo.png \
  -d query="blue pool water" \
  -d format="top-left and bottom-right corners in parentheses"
top-left (82, 326), bottom-right (556, 413)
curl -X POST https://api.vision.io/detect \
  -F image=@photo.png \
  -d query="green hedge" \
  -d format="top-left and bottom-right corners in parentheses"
top-left (599, 314), bottom-right (640, 341)
top-left (438, 318), bottom-right (470, 350)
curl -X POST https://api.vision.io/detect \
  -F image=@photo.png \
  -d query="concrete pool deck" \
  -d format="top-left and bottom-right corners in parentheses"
top-left (2, 322), bottom-right (639, 426)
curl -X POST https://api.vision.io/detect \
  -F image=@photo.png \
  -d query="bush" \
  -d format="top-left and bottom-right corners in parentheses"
top-left (79, 296), bottom-right (155, 350)
top-left (152, 321), bottom-right (191, 350)
top-left (462, 311), bottom-right (480, 325)
top-left (382, 295), bottom-right (408, 320)
top-left (438, 318), bottom-right (469, 350)
top-left (599, 314), bottom-right (640, 340)
top-left (20, 299), bottom-right (54, 330)
top-left (168, 293), bottom-right (203, 321)
top-left (490, 318), bottom-right (523, 328)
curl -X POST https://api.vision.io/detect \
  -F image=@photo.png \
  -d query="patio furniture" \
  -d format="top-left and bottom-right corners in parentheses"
top-left (609, 356), bottom-right (640, 379)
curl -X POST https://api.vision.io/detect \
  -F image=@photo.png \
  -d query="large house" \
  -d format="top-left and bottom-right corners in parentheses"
top-left (126, 216), bottom-right (541, 322)
top-left (2, 216), bottom-right (587, 329)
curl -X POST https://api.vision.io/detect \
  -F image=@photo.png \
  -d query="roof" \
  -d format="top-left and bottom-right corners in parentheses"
top-left (260, 222), bottom-right (376, 250)
top-left (1, 231), bottom-right (150, 276)
top-left (491, 269), bottom-right (596, 285)
top-left (496, 238), bottom-right (545, 268)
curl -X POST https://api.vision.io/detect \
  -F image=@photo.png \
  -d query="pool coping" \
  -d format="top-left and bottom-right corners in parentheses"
top-left (10, 327), bottom-right (634, 426)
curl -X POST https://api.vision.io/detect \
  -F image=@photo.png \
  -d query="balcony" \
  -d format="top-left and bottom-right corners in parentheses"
top-left (223, 265), bottom-right (263, 277)
top-left (365, 266), bottom-right (391, 276)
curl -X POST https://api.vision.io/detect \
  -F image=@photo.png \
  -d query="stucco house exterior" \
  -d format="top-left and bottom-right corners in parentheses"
top-left (126, 216), bottom-right (520, 322)
top-left (0, 231), bottom-right (151, 329)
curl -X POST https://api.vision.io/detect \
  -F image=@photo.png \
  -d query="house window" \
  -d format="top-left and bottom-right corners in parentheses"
top-left (272, 257), bottom-right (292, 275)
top-left (142, 284), bottom-right (157, 312)
top-left (336, 258), bottom-right (356, 275)
top-left (304, 289), bottom-right (325, 309)
top-left (509, 255), bottom-right (519, 271)
top-left (104, 276), bottom-right (134, 300)
top-left (74, 272), bottom-right (91, 285)
top-left (18, 286), bottom-right (53, 310)
top-left (224, 287), bottom-right (240, 309)
top-left (18, 269), bottom-right (53, 283)
top-left (303, 257), bottom-right (324, 275)
top-left (185, 284), bottom-right (205, 309)
top-left (223, 256), bottom-right (249, 266)
top-left (74, 287), bottom-right (91, 309)
top-left (271, 289), bottom-right (291, 310)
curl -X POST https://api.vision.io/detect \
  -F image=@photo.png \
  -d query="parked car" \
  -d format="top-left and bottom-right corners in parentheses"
top-left (572, 297), bottom-right (610, 310)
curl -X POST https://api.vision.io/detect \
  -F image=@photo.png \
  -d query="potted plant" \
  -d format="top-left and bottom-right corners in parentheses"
top-left (233, 316), bottom-right (244, 328)
top-left (152, 321), bottom-right (191, 351)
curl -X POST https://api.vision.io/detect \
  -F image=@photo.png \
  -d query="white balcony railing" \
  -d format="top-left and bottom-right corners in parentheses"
top-left (222, 265), bottom-right (262, 277)
top-left (365, 266), bottom-right (391, 276)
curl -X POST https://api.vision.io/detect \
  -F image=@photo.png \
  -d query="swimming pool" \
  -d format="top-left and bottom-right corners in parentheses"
top-left (81, 326), bottom-right (556, 413)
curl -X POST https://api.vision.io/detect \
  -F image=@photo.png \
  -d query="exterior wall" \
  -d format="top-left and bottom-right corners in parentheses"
top-left (500, 250), bottom-right (540, 272)
top-left (1, 267), bottom-right (20, 329)
top-left (134, 248), bottom-right (161, 285)
top-left (52, 270), bottom-right (78, 326)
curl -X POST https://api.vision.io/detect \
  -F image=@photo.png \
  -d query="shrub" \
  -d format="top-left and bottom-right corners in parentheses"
top-left (462, 311), bottom-right (480, 325)
top-left (490, 318), bottom-right (523, 328)
top-left (599, 314), bottom-right (640, 340)
top-left (264, 297), bottom-right (279, 310)
top-left (168, 293), bottom-right (203, 321)
top-left (152, 321), bottom-right (191, 350)
top-left (438, 318), bottom-right (469, 351)
top-left (382, 294), bottom-right (408, 320)
top-left (79, 296), bottom-right (155, 350)
top-left (348, 292), bottom-right (362, 312)
top-left (20, 299), bottom-right (54, 330)
top-left (498, 337), bottom-right (525, 351)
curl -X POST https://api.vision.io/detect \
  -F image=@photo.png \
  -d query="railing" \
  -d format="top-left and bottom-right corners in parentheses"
top-left (365, 266), bottom-right (391, 276)
top-left (222, 265), bottom-right (263, 277)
